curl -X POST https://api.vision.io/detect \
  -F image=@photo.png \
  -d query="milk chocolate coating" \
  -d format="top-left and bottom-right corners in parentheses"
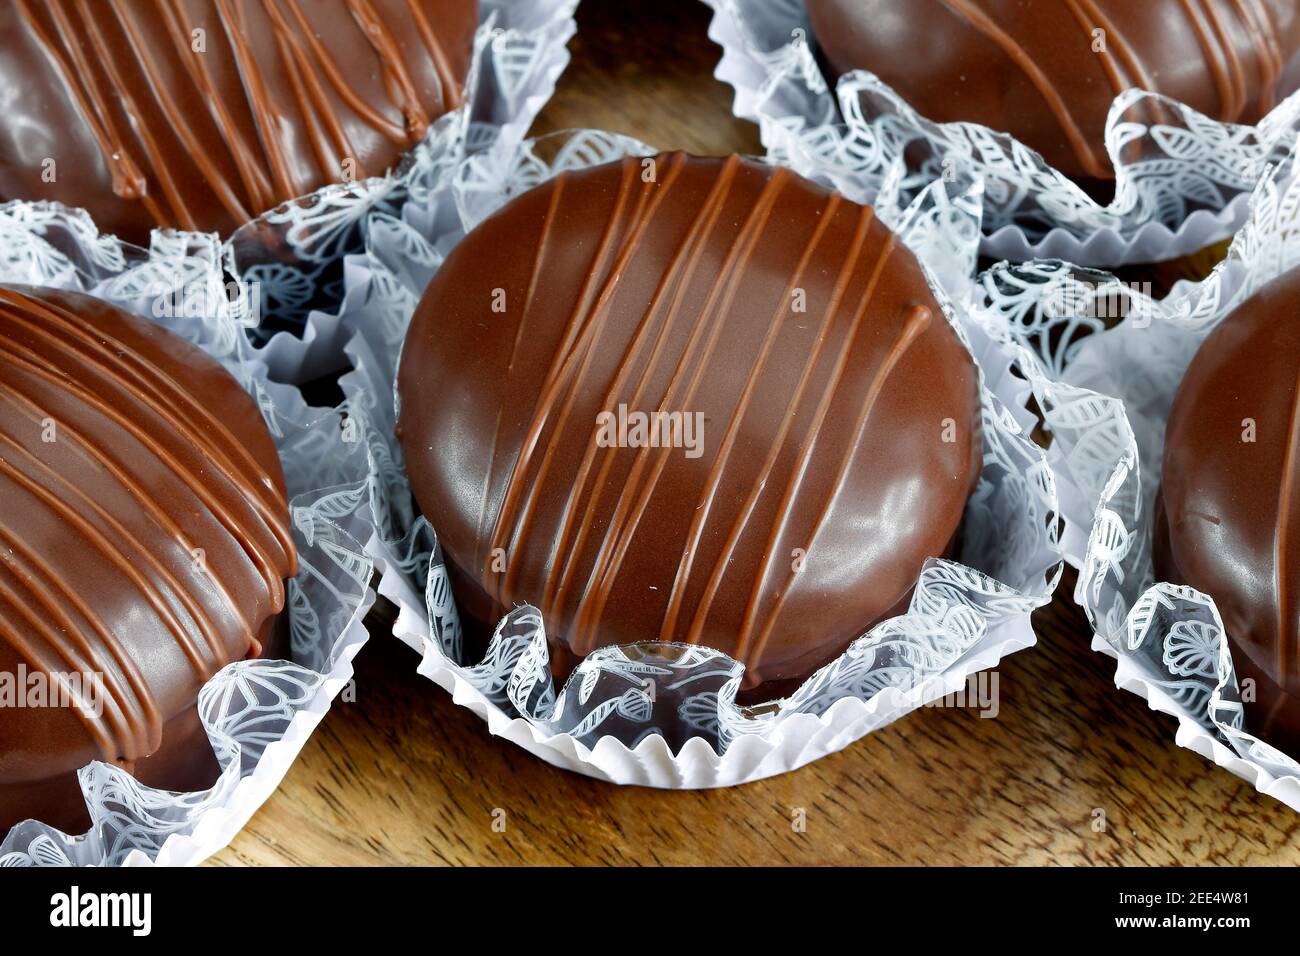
top-left (0, 0), bottom-right (478, 245)
top-left (806, 0), bottom-right (1300, 182)
top-left (0, 286), bottom-right (297, 834)
top-left (1155, 267), bottom-right (1300, 755)
top-left (397, 153), bottom-right (983, 698)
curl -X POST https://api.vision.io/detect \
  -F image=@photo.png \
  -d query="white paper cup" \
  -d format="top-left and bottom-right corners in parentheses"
top-left (0, 208), bottom-right (379, 866)
top-left (989, 133), bottom-right (1300, 810)
top-left (703, 0), bottom-right (1300, 268)
top-left (336, 128), bottom-right (1064, 788)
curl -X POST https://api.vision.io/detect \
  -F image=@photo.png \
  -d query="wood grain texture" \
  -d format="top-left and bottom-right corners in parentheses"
top-left (210, 0), bottom-right (1300, 866)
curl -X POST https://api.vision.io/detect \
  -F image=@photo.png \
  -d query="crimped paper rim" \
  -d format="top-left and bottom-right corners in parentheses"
top-left (994, 133), bottom-right (1300, 811)
top-left (703, 0), bottom-right (1287, 268)
top-left (124, 603), bottom-right (374, 867)
top-left (375, 532), bottom-right (1037, 788)
top-left (1092, 635), bottom-right (1300, 811)
top-left (980, 194), bottom-right (1250, 267)
top-left (336, 127), bottom-right (1062, 787)
top-left (0, 0), bottom-right (578, 865)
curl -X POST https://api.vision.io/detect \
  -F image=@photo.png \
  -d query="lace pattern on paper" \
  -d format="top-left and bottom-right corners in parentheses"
top-left (339, 129), bottom-right (1063, 755)
top-left (985, 134), bottom-right (1300, 790)
top-left (704, 0), bottom-right (1300, 263)
top-left (0, 207), bottom-right (376, 867)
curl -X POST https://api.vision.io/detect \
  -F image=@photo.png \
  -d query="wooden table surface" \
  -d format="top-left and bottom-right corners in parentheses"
top-left (211, 0), bottom-right (1300, 867)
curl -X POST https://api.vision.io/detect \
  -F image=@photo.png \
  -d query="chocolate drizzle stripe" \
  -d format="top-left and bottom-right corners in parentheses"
top-left (403, 0), bottom-right (463, 113)
top-left (346, 0), bottom-right (431, 138)
top-left (547, 159), bottom-right (743, 625)
top-left (0, 324), bottom-right (288, 610)
top-left (213, 0), bottom-right (298, 198)
top-left (1276, 363), bottom-right (1300, 683)
top-left (513, 175), bottom-right (569, 373)
top-left (40, 296), bottom-right (289, 534)
top-left (748, 301), bottom-right (931, 665)
top-left (0, 458), bottom-right (204, 763)
top-left (472, 175), bottom-right (570, 575)
top-left (563, 163), bottom-right (760, 645)
top-left (74, 0), bottom-right (196, 229)
top-left (539, 155), bottom-right (705, 611)
top-left (0, 428), bottom-right (223, 676)
top-left (1181, 0), bottom-right (1243, 118)
top-left (538, 162), bottom-right (643, 399)
top-left (154, 0), bottom-right (274, 213)
top-left (0, 511), bottom-right (162, 758)
top-left (6, 290), bottom-right (290, 547)
top-left (10, 0), bottom-right (468, 233)
top-left (937, 0), bottom-right (1284, 177)
top-left (1065, 0), bottom-right (1164, 172)
top-left (659, 190), bottom-right (844, 644)
top-left (498, 158), bottom-right (675, 607)
top-left (486, 159), bottom-right (642, 599)
top-left (676, 199), bottom-right (872, 653)
top-left (1061, 0), bottom-right (1124, 103)
top-left (938, 0), bottom-right (1105, 178)
top-left (1076, 0), bottom-right (1158, 93)
top-left (108, 0), bottom-right (255, 227)
top-left (572, 168), bottom-right (793, 651)
top-left (0, 416), bottom-right (231, 671)
top-left (276, 0), bottom-right (408, 147)
top-left (1199, 0), bottom-right (1250, 118)
top-left (0, 375), bottom-right (257, 638)
top-left (0, 574), bottom-right (124, 759)
top-left (543, 157), bottom-right (742, 624)
top-left (732, 229), bottom-right (899, 661)
top-left (1237, 0), bottom-right (1284, 110)
top-left (1062, 0), bottom-right (1147, 117)
top-left (270, 22), bottom-right (352, 183)
top-left (0, 561), bottom-right (145, 760)
top-left (12, 0), bottom-right (154, 208)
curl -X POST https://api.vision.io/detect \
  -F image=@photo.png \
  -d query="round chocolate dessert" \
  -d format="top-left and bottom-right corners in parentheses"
top-left (806, 0), bottom-right (1300, 183)
top-left (397, 152), bottom-right (983, 700)
top-left (0, 286), bottom-right (297, 834)
top-left (0, 0), bottom-right (479, 244)
top-left (1155, 267), bottom-right (1300, 755)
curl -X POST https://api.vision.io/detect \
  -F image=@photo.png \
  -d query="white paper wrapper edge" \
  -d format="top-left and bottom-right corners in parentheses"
top-left (702, 0), bottom-right (1300, 268)
top-left (374, 529), bottom-right (1036, 787)
top-left (990, 134), bottom-right (1300, 811)
top-left (339, 129), bottom-right (1063, 789)
top-left (124, 608), bottom-right (373, 867)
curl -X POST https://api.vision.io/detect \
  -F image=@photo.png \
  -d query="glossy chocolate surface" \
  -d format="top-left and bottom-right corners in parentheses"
top-left (1156, 267), bottom-right (1300, 754)
top-left (0, 286), bottom-right (296, 833)
top-left (397, 153), bottom-right (982, 697)
top-left (806, 0), bottom-right (1300, 181)
top-left (0, 0), bottom-right (478, 244)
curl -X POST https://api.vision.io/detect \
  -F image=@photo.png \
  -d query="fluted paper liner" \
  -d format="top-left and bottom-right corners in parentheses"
top-left (987, 133), bottom-right (1300, 810)
top-left (338, 128), bottom-right (1063, 788)
top-left (0, 208), bottom-right (376, 866)
top-left (0, 0), bottom-right (576, 864)
top-left (703, 0), bottom-right (1300, 267)
top-left (239, 0), bottom-right (574, 377)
